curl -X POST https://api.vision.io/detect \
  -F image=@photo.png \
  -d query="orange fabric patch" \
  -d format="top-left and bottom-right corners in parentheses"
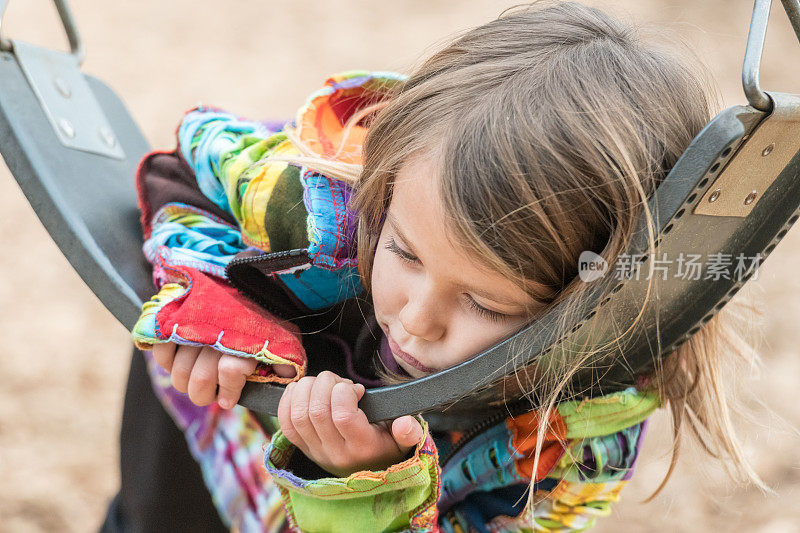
top-left (299, 88), bottom-right (372, 165)
top-left (506, 410), bottom-right (569, 481)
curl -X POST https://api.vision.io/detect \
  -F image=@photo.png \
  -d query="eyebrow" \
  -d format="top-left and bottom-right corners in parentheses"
top-left (385, 211), bottom-right (525, 308)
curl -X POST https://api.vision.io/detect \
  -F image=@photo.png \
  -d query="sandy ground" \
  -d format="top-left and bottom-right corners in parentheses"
top-left (1, 0), bottom-right (800, 531)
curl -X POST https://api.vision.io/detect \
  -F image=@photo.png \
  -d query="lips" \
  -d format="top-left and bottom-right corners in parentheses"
top-left (386, 333), bottom-right (436, 374)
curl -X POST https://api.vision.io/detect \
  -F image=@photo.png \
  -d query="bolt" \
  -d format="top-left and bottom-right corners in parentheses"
top-left (58, 118), bottom-right (75, 139)
top-left (53, 77), bottom-right (71, 98)
top-left (99, 127), bottom-right (116, 148)
top-left (744, 191), bottom-right (758, 205)
top-left (762, 143), bottom-right (774, 156)
top-left (708, 189), bottom-right (721, 203)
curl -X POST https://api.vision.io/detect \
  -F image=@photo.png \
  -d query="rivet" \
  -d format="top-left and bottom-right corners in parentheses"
top-left (744, 191), bottom-right (758, 205)
top-left (58, 118), bottom-right (75, 138)
top-left (762, 143), bottom-right (774, 156)
top-left (53, 77), bottom-right (71, 98)
top-left (99, 127), bottom-right (116, 148)
top-left (708, 189), bottom-right (721, 203)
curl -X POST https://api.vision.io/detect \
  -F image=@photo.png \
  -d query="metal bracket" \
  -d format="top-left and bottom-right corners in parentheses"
top-left (743, 0), bottom-right (800, 112)
top-left (0, 0), bottom-right (117, 158)
top-left (12, 40), bottom-right (124, 160)
top-left (695, 92), bottom-right (800, 217)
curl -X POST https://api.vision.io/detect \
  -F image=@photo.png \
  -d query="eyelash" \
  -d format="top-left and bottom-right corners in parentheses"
top-left (466, 298), bottom-right (507, 323)
top-left (385, 237), bottom-right (418, 264)
top-left (385, 237), bottom-right (509, 323)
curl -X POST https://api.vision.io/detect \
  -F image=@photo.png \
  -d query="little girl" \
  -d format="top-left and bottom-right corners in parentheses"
top-left (132, 1), bottom-right (767, 531)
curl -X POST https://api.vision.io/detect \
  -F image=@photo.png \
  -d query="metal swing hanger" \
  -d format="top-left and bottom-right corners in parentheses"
top-left (2, 0), bottom-right (800, 424)
top-left (744, 0), bottom-right (800, 112)
top-left (0, 0), bottom-right (84, 64)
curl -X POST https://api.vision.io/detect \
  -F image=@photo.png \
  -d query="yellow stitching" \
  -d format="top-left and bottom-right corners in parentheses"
top-left (575, 395), bottom-right (622, 413)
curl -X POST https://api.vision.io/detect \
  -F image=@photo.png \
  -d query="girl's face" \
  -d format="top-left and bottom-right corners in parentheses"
top-left (370, 156), bottom-right (540, 378)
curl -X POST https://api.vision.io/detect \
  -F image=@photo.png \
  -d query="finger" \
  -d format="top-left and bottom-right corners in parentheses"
top-left (217, 355), bottom-right (257, 409)
top-left (391, 416), bottom-right (424, 450)
top-left (278, 382), bottom-right (306, 451)
top-left (152, 342), bottom-right (177, 373)
top-left (289, 377), bottom-right (323, 452)
top-left (273, 364), bottom-right (297, 378)
top-left (170, 345), bottom-right (201, 393)
top-left (308, 371), bottom-right (346, 447)
top-left (187, 347), bottom-right (222, 406)
top-left (330, 382), bottom-right (372, 446)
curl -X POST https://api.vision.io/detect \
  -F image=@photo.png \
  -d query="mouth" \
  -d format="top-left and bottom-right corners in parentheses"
top-left (386, 333), bottom-right (436, 374)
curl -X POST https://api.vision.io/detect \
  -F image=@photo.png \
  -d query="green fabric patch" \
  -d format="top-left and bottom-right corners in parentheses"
top-left (557, 388), bottom-right (660, 439)
top-left (265, 165), bottom-right (309, 251)
top-left (268, 421), bottom-right (437, 532)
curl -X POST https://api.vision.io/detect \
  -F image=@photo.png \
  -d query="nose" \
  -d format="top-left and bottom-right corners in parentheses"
top-left (398, 283), bottom-right (446, 342)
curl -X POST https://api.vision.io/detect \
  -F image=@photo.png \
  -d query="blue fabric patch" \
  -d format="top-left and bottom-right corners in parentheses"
top-left (442, 481), bottom-right (558, 533)
top-left (143, 203), bottom-right (247, 279)
top-left (276, 266), bottom-right (362, 310)
top-left (439, 422), bottom-right (526, 513)
top-left (302, 172), bottom-right (357, 271)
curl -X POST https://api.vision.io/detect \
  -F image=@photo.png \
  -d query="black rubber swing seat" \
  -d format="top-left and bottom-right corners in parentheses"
top-left (3, 0), bottom-right (800, 422)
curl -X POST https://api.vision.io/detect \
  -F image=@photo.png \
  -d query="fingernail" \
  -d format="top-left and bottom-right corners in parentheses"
top-left (219, 398), bottom-right (233, 409)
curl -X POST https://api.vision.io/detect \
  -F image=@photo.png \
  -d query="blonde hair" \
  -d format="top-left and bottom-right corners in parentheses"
top-left (284, 0), bottom-right (770, 513)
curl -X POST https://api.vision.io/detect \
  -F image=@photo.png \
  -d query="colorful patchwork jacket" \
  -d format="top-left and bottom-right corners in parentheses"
top-left (131, 70), bottom-right (661, 532)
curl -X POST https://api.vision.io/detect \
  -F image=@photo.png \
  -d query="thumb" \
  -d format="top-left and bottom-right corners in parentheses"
top-left (352, 382), bottom-right (366, 400)
top-left (391, 416), bottom-right (424, 449)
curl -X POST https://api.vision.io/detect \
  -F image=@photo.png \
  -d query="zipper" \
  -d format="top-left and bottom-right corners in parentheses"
top-left (225, 248), bottom-right (310, 275)
top-left (440, 400), bottom-right (532, 468)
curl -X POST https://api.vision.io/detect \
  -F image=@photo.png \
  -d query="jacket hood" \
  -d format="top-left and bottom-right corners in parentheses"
top-left (294, 70), bottom-right (407, 165)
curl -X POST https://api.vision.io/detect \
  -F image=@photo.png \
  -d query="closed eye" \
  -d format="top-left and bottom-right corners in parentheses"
top-left (466, 296), bottom-right (510, 323)
top-left (385, 237), bottom-right (419, 264)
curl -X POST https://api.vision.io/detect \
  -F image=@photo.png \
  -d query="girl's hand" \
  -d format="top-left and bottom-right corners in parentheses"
top-left (277, 371), bottom-right (424, 478)
top-left (152, 342), bottom-right (296, 409)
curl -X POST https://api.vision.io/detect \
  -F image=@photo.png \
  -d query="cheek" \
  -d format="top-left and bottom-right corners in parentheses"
top-left (445, 317), bottom-right (528, 366)
top-left (370, 243), bottom-right (404, 318)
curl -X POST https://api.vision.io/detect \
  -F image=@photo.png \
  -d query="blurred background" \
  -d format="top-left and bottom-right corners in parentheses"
top-left (1, 0), bottom-right (799, 531)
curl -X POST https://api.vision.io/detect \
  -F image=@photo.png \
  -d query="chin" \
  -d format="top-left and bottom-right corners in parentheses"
top-left (399, 360), bottom-right (432, 379)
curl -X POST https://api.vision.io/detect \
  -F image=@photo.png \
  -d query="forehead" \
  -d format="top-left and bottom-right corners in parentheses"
top-left (390, 157), bottom-right (447, 237)
top-left (389, 157), bottom-right (532, 307)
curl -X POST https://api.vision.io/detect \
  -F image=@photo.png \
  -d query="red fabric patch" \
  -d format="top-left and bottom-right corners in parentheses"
top-left (154, 264), bottom-right (307, 374)
top-left (328, 89), bottom-right (370, 126)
